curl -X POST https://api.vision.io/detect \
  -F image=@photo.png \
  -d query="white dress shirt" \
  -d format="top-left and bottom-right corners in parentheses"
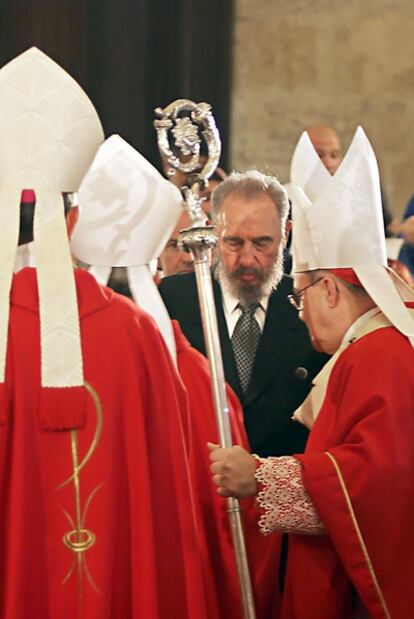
top-left (221, 287), bottom-right (270, 336)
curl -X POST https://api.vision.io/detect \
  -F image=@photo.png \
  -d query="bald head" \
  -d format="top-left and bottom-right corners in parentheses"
top-left (306, 124), bottom-right (342, 174)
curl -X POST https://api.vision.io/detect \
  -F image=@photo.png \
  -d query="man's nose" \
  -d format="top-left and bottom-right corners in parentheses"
top-left (321, 154), bottom-right (331, 169)
top-left (238, 242), bottom-right (257, 264)
top-left (322, 155), bottom-right (336, 175)
top-left (180, 248), bottom-right (193, 261)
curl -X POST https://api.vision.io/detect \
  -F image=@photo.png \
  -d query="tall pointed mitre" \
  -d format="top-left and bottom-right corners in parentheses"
top-left (0, 47), bottom-right (104, 427)
top-left (70, 134), bottom-right (182, 360)
top-left (289, 126), bottom-right (414, 343)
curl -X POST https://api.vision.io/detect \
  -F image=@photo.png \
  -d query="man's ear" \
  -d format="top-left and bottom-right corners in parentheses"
top-left (323, 275), bottom-right (340, 308)
top-left (282, 219), bottom-right (292, 248)
top-left (66, 206), bottom-right (79, 239)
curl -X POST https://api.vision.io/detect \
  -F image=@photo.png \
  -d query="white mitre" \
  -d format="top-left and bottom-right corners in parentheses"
top-left (71, 134), bottom-right (182, 360)
top-left (0, 47), bottom-right (104, 427)
top-left (289, 126), bottom-right (414, 343)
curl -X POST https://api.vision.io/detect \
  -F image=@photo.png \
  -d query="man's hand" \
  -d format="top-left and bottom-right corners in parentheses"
top-left (208, 443), bottom-right (258, 498)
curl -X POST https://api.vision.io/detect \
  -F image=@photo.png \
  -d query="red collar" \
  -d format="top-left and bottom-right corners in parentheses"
top-left (11, 267), bottom-right (113, 318)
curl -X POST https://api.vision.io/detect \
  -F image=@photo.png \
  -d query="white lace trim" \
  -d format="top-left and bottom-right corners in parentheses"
top-left (255, 456), bottom-right (325, 535)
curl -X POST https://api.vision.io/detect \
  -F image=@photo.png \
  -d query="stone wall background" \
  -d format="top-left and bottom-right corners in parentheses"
top-left (230, 0), bottom-right (414, 217)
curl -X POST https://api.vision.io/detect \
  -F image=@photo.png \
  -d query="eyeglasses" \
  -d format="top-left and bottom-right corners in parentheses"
top-left (288, 277), bottom-right (324, 311)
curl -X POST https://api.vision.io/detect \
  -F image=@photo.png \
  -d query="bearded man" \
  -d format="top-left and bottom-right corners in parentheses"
top-left (209, 128), bottom-right (414, 619)
top-left (159, 170), bottom-right (328, 457)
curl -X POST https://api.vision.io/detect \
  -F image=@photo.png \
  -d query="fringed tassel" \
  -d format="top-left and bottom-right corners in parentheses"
top-left (39, 385), bottom-right (87, 431)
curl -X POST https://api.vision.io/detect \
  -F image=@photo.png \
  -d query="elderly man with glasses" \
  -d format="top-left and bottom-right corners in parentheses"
top-left (209, 129), bottom-right (414, 618)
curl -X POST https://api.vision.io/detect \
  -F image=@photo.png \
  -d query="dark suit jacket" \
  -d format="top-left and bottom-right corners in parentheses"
top-left (159, 272), bottom-right (329, 457)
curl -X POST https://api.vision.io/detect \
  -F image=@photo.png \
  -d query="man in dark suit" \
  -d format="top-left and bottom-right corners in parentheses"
top-left (159, 170), bottom-right (328, 457)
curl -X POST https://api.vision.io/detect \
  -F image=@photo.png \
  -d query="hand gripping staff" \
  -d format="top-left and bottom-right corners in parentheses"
top-left (154, 99), bottom-right (256, 619)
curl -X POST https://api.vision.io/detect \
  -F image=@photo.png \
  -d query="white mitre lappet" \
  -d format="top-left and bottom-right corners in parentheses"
top-left (289, 126), bottom-right (414, 344)
top-left (0, 47), bottom-right (104, 427)
top-left (70, 134), bottom-right (182, 360)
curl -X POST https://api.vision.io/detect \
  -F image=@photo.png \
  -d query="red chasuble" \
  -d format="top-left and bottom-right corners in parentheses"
top-left (0, 268), bottom-right (207, 619)
top-left (282, 326), bottom-right (414, 619)
top-left (173, 322), bottom-right (282, 619)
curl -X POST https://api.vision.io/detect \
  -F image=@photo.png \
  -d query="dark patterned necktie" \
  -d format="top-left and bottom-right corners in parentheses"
top-left (231, 303), bottom-right (261, 392)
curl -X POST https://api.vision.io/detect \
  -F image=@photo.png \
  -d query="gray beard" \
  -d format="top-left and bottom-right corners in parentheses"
top-left (215, 249), bottom-right (285, 306)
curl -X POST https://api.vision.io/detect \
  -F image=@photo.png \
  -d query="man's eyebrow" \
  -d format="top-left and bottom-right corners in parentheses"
top-left (252, 235), bottom-right (273, 242)
top-left (223, 235), bottom-right (243, 241)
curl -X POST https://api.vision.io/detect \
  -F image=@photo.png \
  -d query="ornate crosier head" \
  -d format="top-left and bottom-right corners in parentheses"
top-left (154, 99), bottom-right (221, 227)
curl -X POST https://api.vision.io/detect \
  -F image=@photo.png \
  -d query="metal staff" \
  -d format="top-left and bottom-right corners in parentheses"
top-left (154, 99), bottom-right (256, 619)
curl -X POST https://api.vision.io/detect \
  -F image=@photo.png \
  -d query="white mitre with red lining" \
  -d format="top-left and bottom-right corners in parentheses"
top-left (289, 126), bottom-right (414, 343)
top-left (0, 47), bottom-right (104, 427)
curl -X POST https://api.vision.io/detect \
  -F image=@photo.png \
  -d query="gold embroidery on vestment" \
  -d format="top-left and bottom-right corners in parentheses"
top-left (324, 451), bottom-right (391, 619)
top-left (57, 381), bottom-right (103, 601)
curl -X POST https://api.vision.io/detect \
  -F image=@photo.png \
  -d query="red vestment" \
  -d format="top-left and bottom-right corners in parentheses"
top-left (173, 321), bottom-right (281, 619)
top-left (282, 325), bottom-right (414, 618)
top-left (0, 268), bottom-right (207, 619)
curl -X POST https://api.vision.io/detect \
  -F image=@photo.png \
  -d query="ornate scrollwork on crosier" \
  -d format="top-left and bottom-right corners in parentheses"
top-left (154, 100), bottom-right (220, 184)
top-left (154, 98), bottom-right (221, 230)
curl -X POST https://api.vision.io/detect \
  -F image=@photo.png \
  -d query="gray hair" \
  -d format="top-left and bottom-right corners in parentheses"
top-left (309, 269), bottom-right (369, 298)
top-left (210, 170), bottom-right (290, 234)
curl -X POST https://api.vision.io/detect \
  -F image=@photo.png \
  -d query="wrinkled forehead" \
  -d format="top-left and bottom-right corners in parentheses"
top-left (218, 192), bottom-right (281, 233)
top-left (310, 132), bottom-right (342, 153)
top-left (293, 271), bottom-right (314, 289)
top-left (170, 210), bottom-right (192, 237)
